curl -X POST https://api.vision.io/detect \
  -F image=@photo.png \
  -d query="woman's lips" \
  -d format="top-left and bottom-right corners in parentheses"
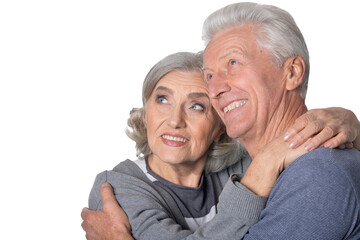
top-left (161, 134), bottom-right (189, 147)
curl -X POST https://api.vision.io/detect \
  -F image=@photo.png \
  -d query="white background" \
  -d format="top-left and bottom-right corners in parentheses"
top-left (1, 0), bottom-right (359, 239)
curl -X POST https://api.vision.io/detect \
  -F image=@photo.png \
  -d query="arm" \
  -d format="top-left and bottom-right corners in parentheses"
top-left (284, 107), bottom-right (360, 151)
top-left (240, 132), bottom-right (308, 196)
top-left (81, 183), bottom-right (133, 240)
top-left (85, 169), bottom-right (267, 240)
top-left (241, 107), bottom-right (360, 197)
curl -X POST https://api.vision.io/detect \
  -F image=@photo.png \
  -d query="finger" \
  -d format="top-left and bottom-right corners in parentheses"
top-left (81, 220), bottom-right (87, 231)
top-left (100, 182), bottom-right (118, 211)
top-left (345, 142), bottom-right (354, 149)
top-left (302, 125), bottom-right (336, 151)
top-left (81, 207), bottom-right (90, 220)
top-left (284, 112), bottom-right (316, 141)
top-left (289, 120), bottom-right (325, 149)
top-left (284, 141), bottom-right (309, 168)
top-left (323, 132), bottom-right (348, 148)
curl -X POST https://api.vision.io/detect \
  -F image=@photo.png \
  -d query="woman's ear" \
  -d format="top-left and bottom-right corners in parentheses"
top-left (214, 125), bottom-right (226, 143)
top-left (284, 56), bottom-right (306, 91)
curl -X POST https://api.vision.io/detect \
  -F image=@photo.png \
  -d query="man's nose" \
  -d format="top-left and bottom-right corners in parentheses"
top-left (167, 106), bottom-right (186, 129)
top-left (208, 73), bottom-right (231, 99)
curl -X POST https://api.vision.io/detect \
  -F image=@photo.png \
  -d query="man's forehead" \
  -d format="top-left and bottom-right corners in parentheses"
top-left (202, 48), bottom-right (248, 70)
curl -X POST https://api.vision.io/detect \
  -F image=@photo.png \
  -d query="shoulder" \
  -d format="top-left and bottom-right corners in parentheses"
top-left (279, 148), bottom-right (360, 188)
top-left (88, 159), bottom-right (146, 210)
top-left (255, 148), bottom-right (360, 238)
top-left (268, 147), bottom-right (360, 220)
top-left (93, 159), bottom-right (144, 188)
top-left (112, 159), bottom-right (142, 174)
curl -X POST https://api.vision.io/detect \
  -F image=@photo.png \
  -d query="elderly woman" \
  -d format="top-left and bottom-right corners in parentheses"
top-left (84, 51), bottom-right (360, 240)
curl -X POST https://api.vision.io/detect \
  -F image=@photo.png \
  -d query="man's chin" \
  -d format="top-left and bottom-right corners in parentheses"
top-left (225, 120), bottom-right (251, 140)
top-left (225, 128), bottom-right (242, 139)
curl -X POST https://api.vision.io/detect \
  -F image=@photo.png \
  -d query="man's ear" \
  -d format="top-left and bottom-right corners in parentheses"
top-left (214, 125), bottom-right (226, 143)
top-left (284, 56), bottom-right (306, 91)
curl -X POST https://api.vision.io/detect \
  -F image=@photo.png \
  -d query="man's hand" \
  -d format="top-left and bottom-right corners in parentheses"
top-left (81, 182), bottom-right (133, 240)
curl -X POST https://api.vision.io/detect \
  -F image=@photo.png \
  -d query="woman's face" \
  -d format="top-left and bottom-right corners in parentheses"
top-left (145, 71), bottom-right (223, 169)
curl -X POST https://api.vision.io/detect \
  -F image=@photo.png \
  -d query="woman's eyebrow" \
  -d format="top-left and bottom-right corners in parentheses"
top-left (188, 92), bottom-right (209, 100)
top-left (155, 86), bottom-right (174, 95)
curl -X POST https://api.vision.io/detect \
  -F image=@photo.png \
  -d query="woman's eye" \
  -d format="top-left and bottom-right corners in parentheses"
top-left (191, 104), bottom-right (205, 111)
top-left (156, 95), bottom-right (167, 104)
top-left (230, 60), bottom-right (237, 65)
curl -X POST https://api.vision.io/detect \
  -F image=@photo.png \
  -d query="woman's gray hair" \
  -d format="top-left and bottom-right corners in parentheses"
top-left (202, 2), bottom-right (310, 99)
top-left (126, 52), bottom-right (245, 173)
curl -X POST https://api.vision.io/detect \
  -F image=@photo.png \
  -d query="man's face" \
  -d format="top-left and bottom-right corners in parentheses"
top-left (203, 25), bottom-right (286, 140)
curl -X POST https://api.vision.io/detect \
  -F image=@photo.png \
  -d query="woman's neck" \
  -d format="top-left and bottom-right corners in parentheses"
top-left (147, 154), bottom-right (205, 188)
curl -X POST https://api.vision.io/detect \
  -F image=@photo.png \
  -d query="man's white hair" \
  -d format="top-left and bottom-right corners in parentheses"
top-left (202, 2), bottom-right (310, 99)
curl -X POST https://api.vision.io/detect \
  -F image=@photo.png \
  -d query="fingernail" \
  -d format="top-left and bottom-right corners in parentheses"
top-left (305, 142), bottom-right (314, 151)
top-left (284, 133), bottom-right (290, 141)
top-left (324, 143), bottom-right (332, 148)
top-left (289, 140), bottom-right (297, 148)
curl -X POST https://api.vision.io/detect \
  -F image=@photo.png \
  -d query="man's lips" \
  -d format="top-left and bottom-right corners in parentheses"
top-left (223, 99), bottom-right (247, 113)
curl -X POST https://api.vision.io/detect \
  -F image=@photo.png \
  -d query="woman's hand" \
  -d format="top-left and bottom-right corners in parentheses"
top-left (240, 132), bottom-right (308, 197)
top-left (284, 107), bottom-right (360, 151)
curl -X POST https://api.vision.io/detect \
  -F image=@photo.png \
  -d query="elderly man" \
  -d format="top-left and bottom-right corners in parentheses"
top-left (82, 2), bottom-right (360, 239)
top-left (201, 2), bottom-right (360, 238)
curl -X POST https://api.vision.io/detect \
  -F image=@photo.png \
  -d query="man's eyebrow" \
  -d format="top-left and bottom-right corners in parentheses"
top-left (201, 49), bottom-right (245, 71)
top-left (201, 65), bottom-right (209, 71)
top-left (155, 86), bottom-right (174, 95)
top-left (219, 49), bottom-right (242, 60)
top-left (188, 92), bottom-right (210, 100)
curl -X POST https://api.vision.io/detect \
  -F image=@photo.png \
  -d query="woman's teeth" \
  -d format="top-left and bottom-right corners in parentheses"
top-left (162, 135), bottom-right (187, 142)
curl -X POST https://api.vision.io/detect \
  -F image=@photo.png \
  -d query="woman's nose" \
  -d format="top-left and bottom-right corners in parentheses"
top-left (167, 106), bottom-right (186, 129)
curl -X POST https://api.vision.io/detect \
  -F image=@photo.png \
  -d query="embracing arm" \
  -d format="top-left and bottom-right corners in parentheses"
top-left (241, 107), bottom-right (360, 197)
top-left (85, 170), bottom-right (266, 240)
top-left (284, 107), bottom-right (360, 151)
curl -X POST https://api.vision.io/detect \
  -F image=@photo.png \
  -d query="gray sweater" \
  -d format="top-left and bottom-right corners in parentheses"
top-left (89, 155), bottom-right (268, 240)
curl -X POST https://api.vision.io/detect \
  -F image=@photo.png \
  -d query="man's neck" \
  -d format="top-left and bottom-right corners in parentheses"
top-left (239, 97), bottom-right (307, 159)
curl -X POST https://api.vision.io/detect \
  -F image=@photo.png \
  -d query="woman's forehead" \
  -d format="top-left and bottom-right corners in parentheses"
top-left (154, 71), bottom-right (208, 94)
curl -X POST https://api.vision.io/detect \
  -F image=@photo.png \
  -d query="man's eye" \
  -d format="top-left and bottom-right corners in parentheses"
top-left (207, 74), bottom-right (213, 80)
top-left (230, 60), bottom-right (237, 65)
top-left (191, 104), bottom-right (205, 111)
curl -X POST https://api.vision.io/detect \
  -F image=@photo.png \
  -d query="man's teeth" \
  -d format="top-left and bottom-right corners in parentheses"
top-left (224, 100), bottom-right (247, 113)
top-left (162, 135), bottom-right (187, 142)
